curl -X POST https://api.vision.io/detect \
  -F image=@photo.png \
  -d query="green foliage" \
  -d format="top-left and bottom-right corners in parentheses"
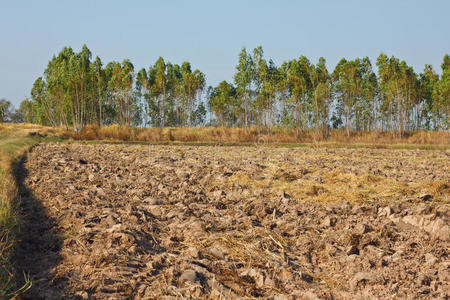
top-left (208, 81), bottom-right (238, 126)
top-left (376, 54), bottom-right (425, 134)
top-left (0, 99), bottom-right (12, 122)
top-left (311, 57), bottom-right (332, 136)
top-left (22, 45), bottom-right (448, 132)
top-left (432, 55), bottom-right (450, 130)
top-left (234, 47), bottom-right (253, 127)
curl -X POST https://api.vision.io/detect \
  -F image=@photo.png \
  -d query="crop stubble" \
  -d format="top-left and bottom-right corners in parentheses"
top-left (16, 144), bottom-right (449, 299)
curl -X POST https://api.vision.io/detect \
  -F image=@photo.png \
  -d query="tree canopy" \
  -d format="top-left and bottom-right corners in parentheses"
top-left (13, 45), bottom-right (449, 133)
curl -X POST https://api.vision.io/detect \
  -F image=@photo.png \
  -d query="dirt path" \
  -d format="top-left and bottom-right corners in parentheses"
top-left (15, 144), bottom-right (449, 299)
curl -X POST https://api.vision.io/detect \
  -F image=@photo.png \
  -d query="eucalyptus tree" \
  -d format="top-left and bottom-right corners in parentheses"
top-left (333, 57), bottom-right (378, 133)
top-left (252, 46), bottom-right (267, 94)
top-left (376, 54), bottom-right (419, 134)
top-left (143, 59), bottom-right (182, 127)
top-left (104, 60), bottom-right (136, 125)
top-left (164, 62), bottom-right (183, 126)
top-left (136, 68), bottom-right (150, 126)
top-left (179, 62), bottom-right (206, 126)
top-left (80, 45), bottom-right (94, 125)
top-left (17, 98), bottom-right (35, 123)
top-left (259, 59), bottom-right (279, 127)
top-left (311, 57), bottom-right (331, 136)
top-left (376, 54), bottom-right (411, 133)
top-left (287, 56), bottom-right (313, 131)
top-left (92, 56), bottom-right (106, 126)
top-left (251, 47), bottom-right (270, 126)
top-left (0, 99), bottom-right (12, 122)
top-left (44, 46), bottom-right (74, 128)
top-left (120, 59), bottom-right (135, 126)
top-left (192, 101), bottom-right (207, 126)
top-left (65, 45), bottom-right (93, 129)
top-left (432, 54), bottom-right (450, 130)
top-left (418, 65), bottom-right (438, 129)
top-left (105, 61), bottom-right (122, 124)
top-left (376, 53), bottom-right (394, 130)
top-left (359, 57), bottom-right (378, 131)
top-left (277, 62), bottom-right (291, 127)
top-left (191, 70), bottom-right (206, 125)
top-left (208, 80), bottom-right (238, 126)
top-left (234, 47), bottom-right (253, 127)
top-left (399, 61), bottom-right (419, 132)
top-left (152, 57), bottom-right (168, 127)
top-left (31, 77), bottom-right (57, 126)
top-left (178, 62), bottom-right (192, 125)
top-left (141, 65), bottom-right (162, 127)
top-left (333, 58), bottom-right (363, 135)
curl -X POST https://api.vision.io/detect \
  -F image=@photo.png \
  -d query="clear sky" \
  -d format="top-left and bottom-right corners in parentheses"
top-left (1, 0), bottom-right (449, 107)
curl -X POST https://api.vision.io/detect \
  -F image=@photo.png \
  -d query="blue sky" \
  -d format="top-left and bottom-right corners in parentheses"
top-left (1, 0), bottom-right (449, 107)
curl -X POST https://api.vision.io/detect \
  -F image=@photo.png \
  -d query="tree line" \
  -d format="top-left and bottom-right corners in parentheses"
top-left (20, 45), bottom-right (206, 129)
top-left (4, 45), bottom-right (449, 135)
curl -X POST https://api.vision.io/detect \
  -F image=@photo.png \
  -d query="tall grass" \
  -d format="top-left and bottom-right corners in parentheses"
top-left (62, 125), bottom-right (450, 145)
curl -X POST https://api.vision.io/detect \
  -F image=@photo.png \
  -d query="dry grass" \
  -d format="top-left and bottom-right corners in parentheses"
top-left (0, 164), bottom-right (30, 299)
top-left (223, 147), bottom-right (450, 205)
top-left (61, 125), bottom-right (450, 146)
top-left (3, 123), bottom-right (448, 146)
top-left (0, 124), bottom-right (56, 298)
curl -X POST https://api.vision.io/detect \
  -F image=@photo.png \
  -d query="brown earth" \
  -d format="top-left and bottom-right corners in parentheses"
top-left (15, 143), bottom-right (450, 299)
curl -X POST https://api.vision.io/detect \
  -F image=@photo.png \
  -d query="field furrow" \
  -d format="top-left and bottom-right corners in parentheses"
top-left (16, 144), bottom-right (450, 299)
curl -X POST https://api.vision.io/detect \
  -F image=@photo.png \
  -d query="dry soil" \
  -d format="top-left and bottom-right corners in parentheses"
top-left (15, 143), bottom-right (450, 299)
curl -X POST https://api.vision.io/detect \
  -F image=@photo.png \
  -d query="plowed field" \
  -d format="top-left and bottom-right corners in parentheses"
top-left (15, 144), bottom-right (449, 299)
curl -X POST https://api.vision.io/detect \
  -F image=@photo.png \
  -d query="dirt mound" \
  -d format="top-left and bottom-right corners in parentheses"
top-left (17, 144), bottom-right (449, 299)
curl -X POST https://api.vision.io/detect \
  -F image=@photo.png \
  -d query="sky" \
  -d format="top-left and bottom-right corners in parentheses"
top-left (1, 0), bottom-right (449, 107)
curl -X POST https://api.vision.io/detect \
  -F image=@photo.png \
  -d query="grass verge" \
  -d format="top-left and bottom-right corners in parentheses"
top-left (0, 124), bottom-right (61, 299)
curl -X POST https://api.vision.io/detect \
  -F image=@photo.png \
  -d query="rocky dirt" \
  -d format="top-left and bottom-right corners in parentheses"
top-left (16, 143), bottom-right (449, 299)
